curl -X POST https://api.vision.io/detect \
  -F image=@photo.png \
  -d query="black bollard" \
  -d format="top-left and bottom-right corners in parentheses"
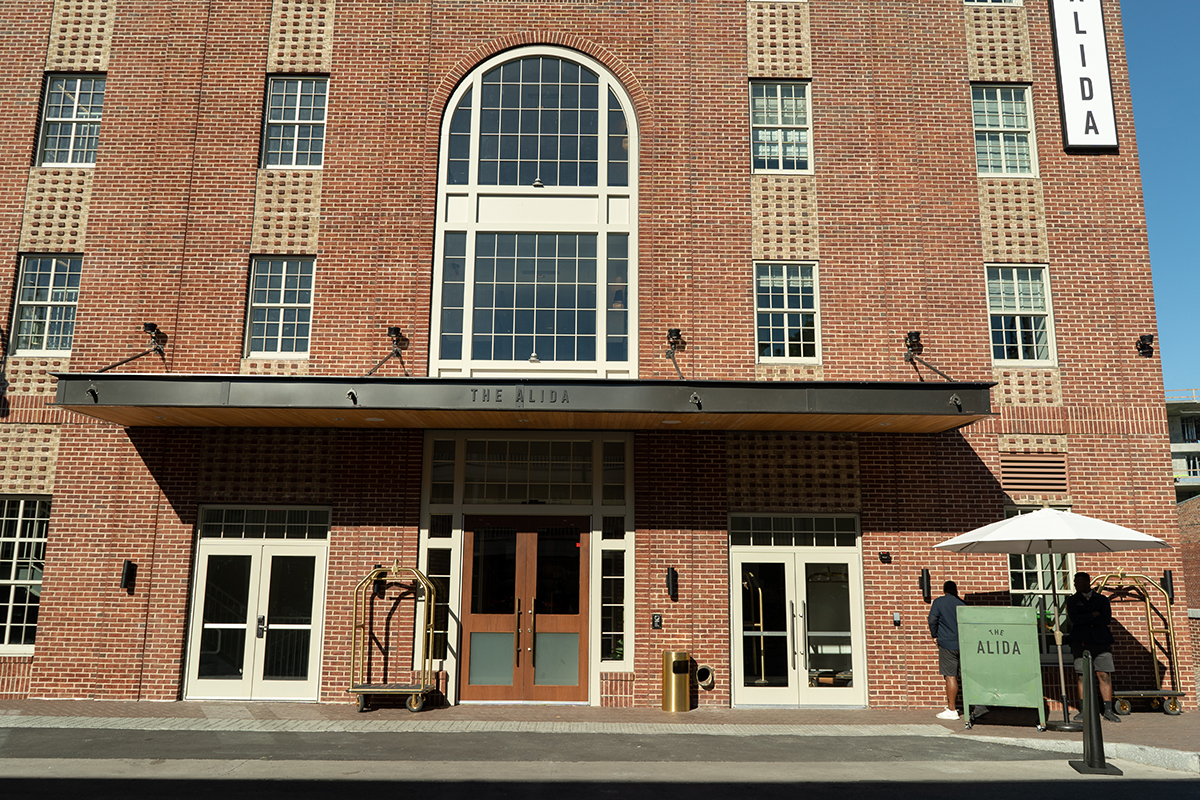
top-left (1069, 651), bottom-right (1122, 775)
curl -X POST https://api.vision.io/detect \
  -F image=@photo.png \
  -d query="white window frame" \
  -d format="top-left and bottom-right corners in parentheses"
top-left (754, 261), bottom-right (821, 364)
top-left (0, 497), bottom-right (51, 655)
top-left (1004, 506), bottom-right (1073, 661)
top-left (965, 0), bottom-right (1021, 5)
top-left (262, 76), bottom-right (328, 168)
top-left (973, 84), bottom-right (1037, 176)
top-left (38, 74), bottom-right (105, 167)
top-left (750, 82), bottom-right (812, 174)
top-left (11, 255), bottom-right (82, 355)
top-left (431, 46), bottom-right (639, 380)
top-left (245, 257), bottom-right (315, 357)
top-left (986, 264), bottom-right (1056, 366)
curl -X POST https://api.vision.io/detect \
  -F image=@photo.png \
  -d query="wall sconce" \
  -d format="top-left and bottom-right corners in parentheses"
top-left (120, 559), bottom-right (138, 594)
top-left (96, 323), bottom-right (168, 373)
top-left (372, 564), bottom-right (387, 598)
top-left (364, 326), bottom-right (413, 377)
top-left (1162, 569), bottom-right (1174, 604)
top-left (879, 551), bottom-right (892, 564)
top-left (665, 567), bottom-right (678, 601)
top-left (1136, 334), bottom-right (1155, 358)
top-left (919, 568), bottom-right (931, 603)
top-left (665, 329), bottom-right (684, 379)
top-left (903, 331), bottom-right (954, 382)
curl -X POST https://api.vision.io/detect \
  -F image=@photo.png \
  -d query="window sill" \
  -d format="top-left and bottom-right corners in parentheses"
top-left (10, 350), bottom-right (73, 359)
top-left (752, 168), bottom-right (814, 176)
top-left (991, 359), bottom-right (1057, 368)
top-left (245, 352), bottom-right (310, 360)
top-left (0, 647), bottom-right (35, 658)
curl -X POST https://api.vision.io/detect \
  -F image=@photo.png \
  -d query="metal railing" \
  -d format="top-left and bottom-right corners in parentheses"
top-left (1165, 389), bottom-right (1200, 401)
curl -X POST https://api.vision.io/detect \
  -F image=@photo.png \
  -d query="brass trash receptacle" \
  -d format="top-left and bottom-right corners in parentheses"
top-left (662, 650), bottom-right (691, 712)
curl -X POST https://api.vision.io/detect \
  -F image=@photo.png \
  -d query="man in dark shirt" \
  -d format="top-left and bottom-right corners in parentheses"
top-left (1067, 571), bottom-right (1120, 723)
top-left (928, 580), bottom-right (966, 720)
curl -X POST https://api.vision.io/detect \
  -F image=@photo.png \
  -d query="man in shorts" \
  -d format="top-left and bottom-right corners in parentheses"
top-left (1067, 571), bottom-right (1121, 723)
top-left (928, 580), bottom-right (966, 720)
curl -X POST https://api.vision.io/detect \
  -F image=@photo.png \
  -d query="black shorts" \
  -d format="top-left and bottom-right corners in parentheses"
top-left (938, 647), bottom-right (960, 677)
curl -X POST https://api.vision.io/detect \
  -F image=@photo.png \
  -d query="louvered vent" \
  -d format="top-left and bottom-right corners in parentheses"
top-left (1000, 453), bottom-right (1068, 493)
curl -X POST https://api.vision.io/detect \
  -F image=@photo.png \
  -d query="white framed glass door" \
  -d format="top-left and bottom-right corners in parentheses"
top-left (731, 530), bottom-right (866, 707)
top-left (186, 538), bottom-right (328, 701)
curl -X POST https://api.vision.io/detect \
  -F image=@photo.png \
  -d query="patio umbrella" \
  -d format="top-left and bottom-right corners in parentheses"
top-left (933, 508), bottom-right (1170, 730)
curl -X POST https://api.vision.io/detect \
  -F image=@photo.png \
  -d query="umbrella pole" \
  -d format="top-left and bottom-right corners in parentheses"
top-left (1047, 564), bottom-right (1082, 732)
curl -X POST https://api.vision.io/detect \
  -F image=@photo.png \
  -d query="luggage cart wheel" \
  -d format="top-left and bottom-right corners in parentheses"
top-left (1149, 696), bottom-right (1162, 711)
top-left (1036, 725), bottom-right (1046, 732)
top-left (407, 693), bottom-right (426, 713)
top-left (357, 694), bottom-right (369, 713)
top-left (1114, 698), bottom-right (1131, 716)
top-left (1164, 697), bottom-right (1182, 716)
top-left (964, 720), bottom-right (972, 730)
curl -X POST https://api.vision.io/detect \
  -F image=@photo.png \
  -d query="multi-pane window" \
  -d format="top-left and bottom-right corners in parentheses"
top-left (263, 77), bottom-right (327, 167)
top-left (0, 498), bottom-right (50, 650)
top-left (435, 49), bottom-right (636, 377)
top-left (38, 75), bottom-right (105, 166)
top-left (750, 83), bottom-right (811, 172)
top-left (199, 507), bottom-right (330, 539)
top-left (965, 0), bottom-right (1019, 5)
top-left (973, 86), bottom-right (1035, 175)
top-left (601, 546), bottom-right (625, 661)
top-left (1188, 455), bottom-right (1200, 478)
top-left (425, 546), bottom-right (452, 659)
top-left (1181, 417), bottom-right (1200, 443)
top-left (247, 258), bottom-right (314, 355)
top-left (462, 439), bottom-right (595, 504)
top-left (14, 255), bottom-right (82, 353)
top-left (987, 265), bottom-right (1052, 362)
top-left (731, 515), bottom-right (859, 547)
top-left (755, 262), bottom-right (818, 360)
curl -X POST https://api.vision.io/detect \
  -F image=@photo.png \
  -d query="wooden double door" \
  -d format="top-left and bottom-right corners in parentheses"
top-left (459, 515), bottom-right (589, 702)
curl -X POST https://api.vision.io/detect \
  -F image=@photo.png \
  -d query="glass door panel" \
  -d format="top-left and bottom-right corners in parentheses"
top-left (197, 554), bottom-right (252, 680)
top-left (261, 555), bottom-right (316, 681)
top-left (740, 562), bottom-right (790, 688)
top-left (803, 562), bottom-right (853, 689)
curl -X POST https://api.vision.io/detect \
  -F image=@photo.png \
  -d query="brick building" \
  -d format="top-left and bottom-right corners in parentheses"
top-left (0, 0), bottom-right (1192, 712)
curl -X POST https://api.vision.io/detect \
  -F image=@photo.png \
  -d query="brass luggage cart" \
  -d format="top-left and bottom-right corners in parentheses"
top-left (348, 562), bottom-right (437, 712)
top-left (1092, 569), bottom-right (1184, 716)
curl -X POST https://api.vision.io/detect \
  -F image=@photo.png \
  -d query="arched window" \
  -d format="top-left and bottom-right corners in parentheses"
top-left (431, 47), bottom-right (638, 378)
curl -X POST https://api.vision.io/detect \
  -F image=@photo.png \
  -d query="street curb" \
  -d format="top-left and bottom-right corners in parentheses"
top-left (967, 734), bottom-right (1200, 774)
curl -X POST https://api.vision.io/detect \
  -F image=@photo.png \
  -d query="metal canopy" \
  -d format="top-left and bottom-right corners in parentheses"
top-left (53, 374), bottom-right (993, 433)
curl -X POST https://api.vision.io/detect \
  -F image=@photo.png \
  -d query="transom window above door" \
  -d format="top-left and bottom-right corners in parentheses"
top-left (432, 47), bottom-right (638, 379)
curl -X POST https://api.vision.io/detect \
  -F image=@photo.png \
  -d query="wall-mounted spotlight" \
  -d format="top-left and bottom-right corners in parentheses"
top-left (120, 559), bottom-right (138, 594)
top-left (1136, 334), bottom-right (1155, 358)
top-left (665, 328), bottom-right (685, 380)
top-left (665, 567), bottom-right (679, 601)
top-left (364, 325), bottom-right (413, 377)
top-left (96, 323), bottom-right (168, 373)
top-left (903, 330), bottom-right (954, 383)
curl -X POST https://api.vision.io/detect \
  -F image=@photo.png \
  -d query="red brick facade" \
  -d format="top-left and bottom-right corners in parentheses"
top-left (0, 0), bottom-right (1191, 712)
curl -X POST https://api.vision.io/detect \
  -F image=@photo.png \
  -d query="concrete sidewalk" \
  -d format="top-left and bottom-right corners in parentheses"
top-left (1, 699), bottom-right (1197, 774)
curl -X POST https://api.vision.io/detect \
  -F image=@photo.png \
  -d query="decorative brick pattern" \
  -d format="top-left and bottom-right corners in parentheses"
top-left (978, 178), bottom-right (1048, 263)
top-left (754, 364), bottom-right (822, 382)
top-left (600, 671), bottom-right (635, 707)
top-left (964, 3), bottom-right (1031, 83)
top-left (197, 428), bottom-right (336, 501)
top-left (46, 0), bottom-right (112, 71)
top-left (0, 657), bottom-right (33, 698)
top-left (748, 2), bottom-right (811, 79)
top-left (21, 169), bottom-right (92, 252)
top-left (0, 425), bottom-right (61, 494)
top-left (268, 0), bottom-right (334, 73)
top-left (728, 432), bottom-right (859, 511)
top-left (5, 358), bottom-right (68, 400)
top-left (993, 367), bottom-right (1061, 406)
top-left (752, 175), bottom-right (819, 260)
top-left (999, 434), bottom-right (1066, 454)
top-left (240, 358), bottom-right (310, 376)
top-left (252, 170), bottom-right (321, 254)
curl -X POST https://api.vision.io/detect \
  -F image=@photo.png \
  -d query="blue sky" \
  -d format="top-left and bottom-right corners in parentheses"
top-left (1124, 1), bottom-right (1198, 391)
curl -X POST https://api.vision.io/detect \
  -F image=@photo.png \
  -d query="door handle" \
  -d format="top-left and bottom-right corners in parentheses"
top-left (800, 600), bottom-right (809, 674)
top-left (514, 598), bottom-right (521, 666)
top-left (790, 601), bottom-right (798, 670)
top-left (529, 603), bottom-right (537, 662)
top-left (256, 615), bottom-right (266, 639)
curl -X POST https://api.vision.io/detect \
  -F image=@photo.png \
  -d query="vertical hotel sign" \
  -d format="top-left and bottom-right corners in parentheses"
top-left (1050, 0), bottom-right (1118, 149)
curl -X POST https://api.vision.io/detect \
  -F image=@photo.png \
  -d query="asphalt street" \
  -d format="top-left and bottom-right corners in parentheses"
top-left (1, 725), bottom-right (1197, 800)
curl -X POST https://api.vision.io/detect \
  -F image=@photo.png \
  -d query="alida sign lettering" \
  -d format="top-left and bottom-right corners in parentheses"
top-left (1050, 0), bottom-right (1118, 148)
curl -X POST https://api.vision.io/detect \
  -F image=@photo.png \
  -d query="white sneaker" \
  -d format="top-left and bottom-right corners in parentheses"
top-left (936, 708), bottom-right (960, 720)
